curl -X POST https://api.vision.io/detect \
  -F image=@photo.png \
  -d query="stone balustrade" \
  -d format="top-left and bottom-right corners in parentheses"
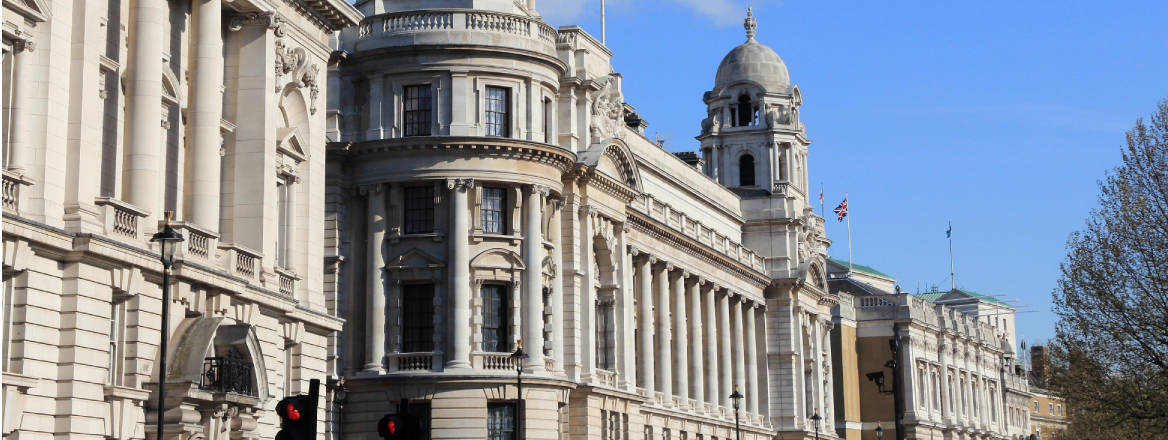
top-left (389, 352), bottom-right (436, 372)
top-left (95, 197), bottom-right (148, 242)
top-left (2, 171), bottom-right (21, 213)
top-left (355, 9), bottom-right (557, 56)
top-left (637, 193), bottom-right (766, 272)
top-left (856, 294), bottom-right (1002, 345)
top-left (593, 369), bottom-right (618, 388)
top-left (475, 352), bottom-right (517, 371)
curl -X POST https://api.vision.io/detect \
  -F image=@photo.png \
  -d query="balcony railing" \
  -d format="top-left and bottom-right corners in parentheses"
top-left (476, 352), bottom-right (517, 371)
top-left (390, 352), bottom-right (435, 372)
top-left (2, 171), bottom-right (21, 213)
top-left (220, 243), bottom-right (261, 281)
top-left (358, 9), bottom-right (557, 49)
top-left (95, 197), bottom-right (148, 241)
top-left (594, 369), bottom-right (617, 388)
top-left (277, 269), bottom-right (299, 297)
top-left (201, 351), bottom-right (254, 396)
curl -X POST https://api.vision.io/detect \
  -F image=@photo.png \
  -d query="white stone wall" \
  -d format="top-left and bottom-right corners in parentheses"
top-left (2, 0), bottom-right (359, 438)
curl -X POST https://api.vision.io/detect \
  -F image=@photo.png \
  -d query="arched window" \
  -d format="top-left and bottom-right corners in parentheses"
top-left (738, 154), bottom-right (755, 186)
top-left (736, 94), bottom-right (753, 126)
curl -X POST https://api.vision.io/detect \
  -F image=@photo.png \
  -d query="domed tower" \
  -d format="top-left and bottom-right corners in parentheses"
top-left (700, 10), bottom-right (837, 435)
top-left (698, 8), bottom-right (826, 281)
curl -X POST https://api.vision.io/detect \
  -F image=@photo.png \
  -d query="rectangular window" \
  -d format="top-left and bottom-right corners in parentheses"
top-left (542, 98), bottom-right (552, 143)
top-left (402, 284), bottom-right (435, 352)
top-left (481, 187), bottom-right (506, 234)
top-left (107, 299), bottom-right (127, 385)
top-left (484, 86), bottom-right (510, 137)
top-left (596, 300), bottom-right (613, 370)
top-left (481, 284), bottom-right (509, 352)
top-left (276, 178), bottom-right (291, 268)
top-left (403, 85), bottom-right (433, 137)
top-left (404, 186), bottom-right (435, 234)
top-left (487, 402), bottom-right (516, 440)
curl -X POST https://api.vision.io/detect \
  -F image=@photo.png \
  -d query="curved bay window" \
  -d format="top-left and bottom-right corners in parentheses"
top-left (481, 284), bottom-right (510, 352)
top-left (481, 187), bottom-right (506, 234)
top-left (739, 154), bottom-right (755, 186)
top-left (403, 85), bottom-right (432, 137)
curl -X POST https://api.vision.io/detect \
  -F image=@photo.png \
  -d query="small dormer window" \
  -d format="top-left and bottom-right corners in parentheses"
top-left (739, 154), bottom-right (755, 186)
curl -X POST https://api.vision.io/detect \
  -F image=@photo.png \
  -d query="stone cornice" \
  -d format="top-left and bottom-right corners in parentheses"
top-left (626, 211), bottom-right (770, 289)
top-left (346, 136), bottom-right (578, 172)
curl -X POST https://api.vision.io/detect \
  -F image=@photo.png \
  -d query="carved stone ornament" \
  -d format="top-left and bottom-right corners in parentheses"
top-left (446, 178), bottom-right (474, 191)
top-left (228, 12), bottom-right (285, 37)
top-left (589, 74), bottom-right (625, 144)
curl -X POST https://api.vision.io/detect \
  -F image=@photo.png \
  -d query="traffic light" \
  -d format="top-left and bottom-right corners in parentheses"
top-left (275, 378), bottom-right (319, 440)
top-left (378, 400), bottom-right (421, 439)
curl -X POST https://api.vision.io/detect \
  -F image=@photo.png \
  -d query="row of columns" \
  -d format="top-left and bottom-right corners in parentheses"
top-left (632, 250), bottom-right (766, 416)
top-left (361, 179), bottom-right (557, 373)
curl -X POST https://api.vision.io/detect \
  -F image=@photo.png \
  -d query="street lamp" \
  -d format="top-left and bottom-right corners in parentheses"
top-left (875, 423), bottom-right (884, 440)
top-left (729, 385), bottom-right (744, 440)
top-left (810, 408), bottom-right (821, 440)
top-left (150, 212), bottom-right (183, 440)
top-left (510, 341), bottom-right (528, 440)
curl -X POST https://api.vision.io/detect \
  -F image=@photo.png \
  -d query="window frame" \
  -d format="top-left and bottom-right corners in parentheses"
top-left (403, 84), bottom-right (433, 137)
top-left (480, 283), bottom-right (511, 353)
top-left (484, 86), bottom-right (511, 137)
top-left (480, 186), bottom-right (507, 234)
top-left (487, 401), bottom-right (517, 440)
top-left (738, 154), bottom-right (756, 186)
top-left (401, 283), bottom-right (435, 353)
top-left (403, 185), bottom-right (435, 235)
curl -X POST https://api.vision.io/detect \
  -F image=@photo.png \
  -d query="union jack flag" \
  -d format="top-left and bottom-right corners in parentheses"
top-left (833, 197), bottom-right (848, 222)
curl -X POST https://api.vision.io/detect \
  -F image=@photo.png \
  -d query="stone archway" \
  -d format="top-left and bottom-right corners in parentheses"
top-left (150, 317), bottom-right (270, 440)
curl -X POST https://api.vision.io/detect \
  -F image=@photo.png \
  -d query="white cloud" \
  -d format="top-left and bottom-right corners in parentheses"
top-left (671, 0), bottom-right (742, 27)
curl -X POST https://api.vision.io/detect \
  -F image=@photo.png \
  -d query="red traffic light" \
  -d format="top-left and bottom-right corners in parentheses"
top-left (386, 419), bottom-right (396, 435)
top-left (285, 402), bottom-right (301, 421)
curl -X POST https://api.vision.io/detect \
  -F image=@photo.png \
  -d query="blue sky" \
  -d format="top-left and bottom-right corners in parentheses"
top-left (537, 0), bottom-right (1168, 344)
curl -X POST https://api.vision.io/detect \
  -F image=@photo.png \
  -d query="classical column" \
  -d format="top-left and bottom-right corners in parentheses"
top-left (756, 305), bottom-right (770, 416)
top-left (672, 269), bottom-right (689, 406)
top-left (718, 290), bottom-right (733, 408)
top-left (522, 185), bottom-right (547, 372)
top-left (710, 145), bottom-right (721, 183)
top-left (655, 262), bottom-right (672, 401)
top-left (745, 302), bottom-right (759, 416)
top-left (939, 341), bottom-right (951, 422)
top-left (188, 0), bottom-right (224, 231)
top-left (732, 296), bottom-right (747, 410)
top-left (125, 0), bottom-right (166, 215)
top-left (703, 282), bottom-right (720, 406)
top-left (637, 254), bottom-right (655, 395)
top-left (688, 277), bottom-right (704, 407)
top-left (812, 315), bottom-right (825, 431)
top-left (580, 206), bottom-right (596, 378)
top-left (549, 199), bottom-right (564, 371)
top-left (5, 38), bottom-right (35, 174)
top-left (363, 184), bottom-right (387, 372)
top-left (446, 178), bottom-right (474, 369)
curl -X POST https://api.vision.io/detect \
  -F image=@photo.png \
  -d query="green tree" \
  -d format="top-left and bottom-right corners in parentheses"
top-left (1049, 99), bottom-right (1168, 439)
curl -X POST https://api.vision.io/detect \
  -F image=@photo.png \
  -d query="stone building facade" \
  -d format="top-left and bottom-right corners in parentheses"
top-left (2, 0), bottom-right (358, 438)
top-left (829, 263), bottom-right (1033, 440)
top-left (328, 2), bottom-right (838, 439)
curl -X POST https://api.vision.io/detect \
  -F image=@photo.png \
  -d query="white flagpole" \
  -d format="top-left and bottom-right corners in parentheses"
top-left (600, 0), bottom-right (607, 45)
top-left (846, 193), bottom-right (853, 275)
top-left (948, 220), bottom-right (955, 291)
top-left (819, 182), bottom-right (825, 219)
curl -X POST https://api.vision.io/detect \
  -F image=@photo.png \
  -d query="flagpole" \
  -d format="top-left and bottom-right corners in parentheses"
top-left (819, 182), bottom-right (825, 219)
top-left (846, 193), bottom-right (853, 275)
top-left (948, 220), bottom-right (955, 290)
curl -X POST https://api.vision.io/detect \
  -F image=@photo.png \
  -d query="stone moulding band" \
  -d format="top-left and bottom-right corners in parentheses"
top-left (347, 137), bottom-right (578, 171)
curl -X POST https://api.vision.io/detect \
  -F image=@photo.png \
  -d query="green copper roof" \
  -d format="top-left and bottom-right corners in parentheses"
top-left (828, 257), bottom-right (894, 279)
top-left (914, 288), bottom-right (1010, 306)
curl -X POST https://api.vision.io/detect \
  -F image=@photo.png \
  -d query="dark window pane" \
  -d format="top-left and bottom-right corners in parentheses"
top-left (739, 154), bottom-right (755, 186)
top-left (485, 86), bottom-right (510, 137)
top-left (404, 85), bottom-right (432, 136)
top-left (488, 403), bottom-right (516, 440)
top-left (481, 284), bottom-right (509, 352)
top-left (404, 186), bottom-right (434, 234)
top-left (402, 284), bottom-right (434, 352)
top-left (481, 187), bottom-right (506, 234)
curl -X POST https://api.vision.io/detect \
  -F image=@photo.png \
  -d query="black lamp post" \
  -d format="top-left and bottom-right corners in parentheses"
top-left (888, 324), bottom-right (904, 440)
top-left (875, 424), bottom-right (884, 440)
top-left (150, 212), bottom-right (183, 440)
top-left (510, 341), bottom-right (528, 440)
top-left (730, 385), bottom-right (744, 440)
top-left (810, 409), bottom-right (821, 440)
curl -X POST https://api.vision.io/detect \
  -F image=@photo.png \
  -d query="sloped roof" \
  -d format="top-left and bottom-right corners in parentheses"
top-left (827, 257), bottom-right (893, 280)
top-left (914, 288), bottom-right (1010, 306)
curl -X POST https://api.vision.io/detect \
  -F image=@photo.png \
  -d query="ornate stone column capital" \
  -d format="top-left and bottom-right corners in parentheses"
top-left (529, 184), bottom-right (550, 197)
top-left (13, 37), bottom-right (34, 53)
top-left (445, 178), bottom-right (474, 191)
top-left (357, 182), bottom-right (385, 196)
top-left (228, 11), bottom-right (285, 36)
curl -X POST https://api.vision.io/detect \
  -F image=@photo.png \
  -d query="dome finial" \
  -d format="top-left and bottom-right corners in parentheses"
top-left (744, 6), bottom-right (757, 40)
